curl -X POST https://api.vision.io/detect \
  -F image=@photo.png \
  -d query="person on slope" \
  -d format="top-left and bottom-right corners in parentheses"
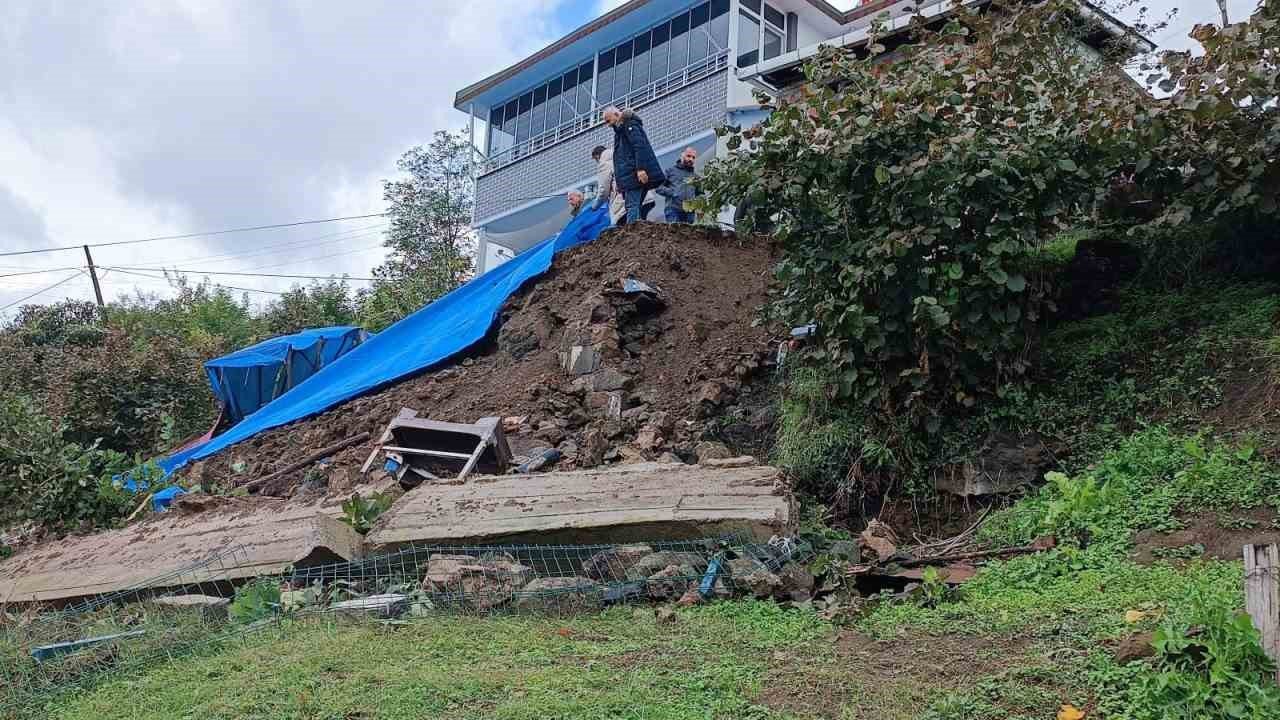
top-left (566, 190), bottom-right (585, 217)
top-left (602, 106), bottom-right (664, 225)
top-left (591, 145), bottom-right (626, 224)
top-left (655, 146), bottom-right (700, 224)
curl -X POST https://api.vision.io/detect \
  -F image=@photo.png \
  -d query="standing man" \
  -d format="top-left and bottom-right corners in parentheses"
top-left (656, 147), bottom-right (699, 223)
top-left (603, 106), bottom-right (664, 224)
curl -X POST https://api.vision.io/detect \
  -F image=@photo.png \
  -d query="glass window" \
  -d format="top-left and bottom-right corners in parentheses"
top-left (763, 26), bottom-right (782, 61)
top-left (613, 41), bottom-right (632, 102)
top-left (530, 85), bottom-right (547, 138)
top-left (560, 67), bottom-right (578, 117)
top-left (764, 3), bottom-right (785, 29)
top-left (596, 49), bottom-right (615, 114)
top-left (546, 76), bottom-right (562, 129)
top-left (742, 0), bottom-right (761, 14)
top-left (631, 33), bottom-right (651, 91)
top-left (502, 99), bottom-right (518, 142)
top-left (710, 0), bottom-right (730, 50)
top-left (515, 91), bottom-right (532, 144)
top-left (650, 22), bottom-right (670, 82)
top-left (488, 106), bottom-right (512, 155)
top-left (689, 3), bottom-right (710, 63)
top-left (669, 13), bottom-right (689, 72)
top-left (737, 11), bottom-right (760, 68)
top-left (577, 61), bottom-right (593, 114)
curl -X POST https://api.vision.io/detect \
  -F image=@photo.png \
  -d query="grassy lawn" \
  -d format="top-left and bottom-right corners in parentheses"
top-left (28, 599), bottom-right (1080, 720)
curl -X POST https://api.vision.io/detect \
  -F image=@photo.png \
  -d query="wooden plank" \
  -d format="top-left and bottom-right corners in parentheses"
top-left (1244, 543), bottom-right (1280, 681)
top-left (382, 446), bottom-right (474, 460)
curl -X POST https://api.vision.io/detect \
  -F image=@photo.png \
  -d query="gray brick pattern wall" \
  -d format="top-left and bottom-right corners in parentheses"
top-left (475, 70), bottom-right (728, 223)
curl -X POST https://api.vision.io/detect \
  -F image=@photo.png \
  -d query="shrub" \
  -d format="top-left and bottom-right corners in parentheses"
top-left (0, 396), bottom-right (138, 529)
top-left (1135, 598), bottom-right (1280, 719)
top-left (698, 1), bottom-right (1152, 424)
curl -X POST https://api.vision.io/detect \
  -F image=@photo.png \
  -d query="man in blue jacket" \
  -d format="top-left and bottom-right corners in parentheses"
top-left (603, 106), bottom-right (665, 225)
top-left (656, 147), bottom-right (699, 223)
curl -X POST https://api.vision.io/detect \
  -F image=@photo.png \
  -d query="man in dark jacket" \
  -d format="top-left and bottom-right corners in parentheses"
top-left (603, 106), bottom-right (664, 224)
top-left (655, 147), bottom-right (699, 223)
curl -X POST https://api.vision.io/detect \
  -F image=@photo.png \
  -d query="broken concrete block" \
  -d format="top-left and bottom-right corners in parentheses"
top-left (635, 427), bottom-right (664, 452)
top-left (693, 441), bottom-right (734, 463)
top-left (657, 452), bottom-right (683, 465)
top-left (514, 577), bottom-right (602, 613)
top-left (645, 564), bottom-right (697, 600)
top-left (581, 428), bottom-right (608, 468)
top-left (330, 593), bottom-right (409, 619)
top-left (726, 557), bottom-right (781, 599)
top-left (587, 391), bottom-right (624, 420)
top-left (591, 368), bottom-right (630, 392)
top-left (700, 456), bottom-right (758, 469)
top-left (696, 381), bottom-right (728, 406)
top-left (625, 552), bottom-right (705, 582)
top-left (422, 553), bottom-right (534, 611)
top-left (777, 563), bottom-right (816, 602)
top-left (563, 346), bottom-right (602, 375)
top-left (581, 544), bottom-right (655, 581)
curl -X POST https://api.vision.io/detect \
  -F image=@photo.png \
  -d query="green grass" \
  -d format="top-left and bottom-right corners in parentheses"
top-left (32, 602), bottom-right (835, 720)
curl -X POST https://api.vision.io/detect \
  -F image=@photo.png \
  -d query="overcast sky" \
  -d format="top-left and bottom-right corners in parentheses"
top-left (0, 0), bottom-right (1260, 319)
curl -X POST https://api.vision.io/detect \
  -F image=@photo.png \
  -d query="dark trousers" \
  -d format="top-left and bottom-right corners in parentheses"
top-left (665, 206), bottom-right (695, 223)
top-left (622, 188), bottom-right (648, 224)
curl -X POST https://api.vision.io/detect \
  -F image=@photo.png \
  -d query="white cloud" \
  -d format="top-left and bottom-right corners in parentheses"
top-left (0, 0), bottom-right (570, 316)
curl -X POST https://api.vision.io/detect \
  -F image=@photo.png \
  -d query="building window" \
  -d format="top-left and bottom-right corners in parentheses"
top-left (613, 41), bottom-right (632, 104)
top-left (631, 32), bottom-right (651, 96)
top-left (576, 61), bottom-right (594, 115)
top-left (669, 12), bottom-right (690, 72)
top-left (742, 0), bottom-right (761, 13)
top-left (710, 0), bottom-right (730, 50)
top-left (737, 10), bottom-right (760, 68)
top-left (597, 49), bottom-right (615, 111)
top-left (485, 0), bottom-right (732, 162)
top-left (764, 3), bottom-right (785, 29)
top-left (650, 22), bottom-right (670, 82)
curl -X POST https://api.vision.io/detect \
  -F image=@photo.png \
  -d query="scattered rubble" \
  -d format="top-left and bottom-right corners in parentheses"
top-left (175, 223), bottom-right (780, 498)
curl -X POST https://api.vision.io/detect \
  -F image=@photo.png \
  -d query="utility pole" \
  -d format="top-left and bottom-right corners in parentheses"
top-left (1217, 0), bottom-right (1230, 27)
top-left (83, 245), bottom-right (105, 313)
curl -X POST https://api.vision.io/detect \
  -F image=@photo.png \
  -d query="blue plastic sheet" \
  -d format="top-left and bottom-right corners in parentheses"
top-left (160, 204), bottom-right (612, 475)
top-left (205, 326), bottom-right (368, 423)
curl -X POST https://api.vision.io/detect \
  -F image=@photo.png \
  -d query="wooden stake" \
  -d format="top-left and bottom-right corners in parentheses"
top-left (1244, 543), bottom-right (1280, 682)
top-left (83, 245), bottom-right (105, 315)
top-left (244, 432), bottom-right (371, 493)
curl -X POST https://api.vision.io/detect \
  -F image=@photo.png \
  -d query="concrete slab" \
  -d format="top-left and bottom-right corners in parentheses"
top-left (0, 496), bottom-right (364, 604)
top-left (367, 462), bottom-right (794, 549)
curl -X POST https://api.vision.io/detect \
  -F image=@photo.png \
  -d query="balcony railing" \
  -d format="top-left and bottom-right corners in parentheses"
top-left (481, 49), bottom-right (730, 175)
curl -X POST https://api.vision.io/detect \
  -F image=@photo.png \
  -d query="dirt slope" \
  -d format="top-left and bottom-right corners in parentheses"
top-left (180, 223), bottom-right (782, 497)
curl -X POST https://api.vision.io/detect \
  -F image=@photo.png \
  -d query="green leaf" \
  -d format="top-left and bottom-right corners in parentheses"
top-left (1005, 274), bottom-right (1027, 292)
top-left (875, 165), bottom-right (891, 185)
top-left (1057, 159), bottom-right (1078, 172)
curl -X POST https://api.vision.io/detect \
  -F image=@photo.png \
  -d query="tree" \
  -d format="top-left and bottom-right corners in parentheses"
top-left (363, 131), bottom-right (474, 330)
top-left (261, 279), bottom-right (358, 336)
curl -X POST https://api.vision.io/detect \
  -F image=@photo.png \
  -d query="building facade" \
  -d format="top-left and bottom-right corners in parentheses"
top-left (454, 0), bottom-right (1148, 273)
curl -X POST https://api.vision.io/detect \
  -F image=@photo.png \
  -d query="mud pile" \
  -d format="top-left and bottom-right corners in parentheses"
top-left (181, 223), bottom-right (782, 497)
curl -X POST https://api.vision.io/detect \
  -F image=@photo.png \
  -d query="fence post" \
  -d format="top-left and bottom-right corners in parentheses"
top-left (1244, 543), bottom-right (1280, 682)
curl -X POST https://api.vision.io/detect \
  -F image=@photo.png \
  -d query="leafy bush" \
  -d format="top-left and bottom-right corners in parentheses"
top-left (0, 396), bottom-right (138, 529)
top-left (699, 2), bottom-right (1152, 422)
top-left (1135, 599), bottom-right (1280, 719)
top-left (978, 427), bottom-right (1280, 551)
top-left (228, 580), bottom-right (282, 624)
top-left (340, 491), bottom-right (396, 534)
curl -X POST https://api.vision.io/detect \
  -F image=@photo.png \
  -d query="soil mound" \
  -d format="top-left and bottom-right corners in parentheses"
top-left (181, 224), bottom-right (781, 497)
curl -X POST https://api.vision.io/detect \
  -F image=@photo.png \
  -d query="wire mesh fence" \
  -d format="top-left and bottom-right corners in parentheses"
top-left (0, 535), bottom-right (806, 715)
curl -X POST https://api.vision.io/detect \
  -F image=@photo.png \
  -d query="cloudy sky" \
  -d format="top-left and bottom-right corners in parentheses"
top-left (0, 0), bottom-right (1260, 318)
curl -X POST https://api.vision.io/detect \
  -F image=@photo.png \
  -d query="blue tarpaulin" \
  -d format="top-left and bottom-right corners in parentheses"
top-left (159, 204), bottom-right (613, 475)
top-left (206, 326), bottom-right (369, 423)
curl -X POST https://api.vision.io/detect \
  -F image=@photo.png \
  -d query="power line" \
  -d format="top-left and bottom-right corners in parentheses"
top-left (0, 272), bottom-right (85, 312)
top-left (100, 266), bottom-right (378, 282)
top-left (0, 212), bottom-right (389, 259)
top-left (0, 265), bottom-right (85, 280)
top-left (105, 267), bottom-right (284, 296)
top-left (249, 243), bottom-right (387, 272)
top-left (116, 222), bottom-right (388, 269)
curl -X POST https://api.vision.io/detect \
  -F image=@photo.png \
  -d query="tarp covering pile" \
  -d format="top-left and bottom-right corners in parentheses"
top-left (206, 327), bottom-right (369, 423)
top-left (159, 204), bottom-right (613, 475)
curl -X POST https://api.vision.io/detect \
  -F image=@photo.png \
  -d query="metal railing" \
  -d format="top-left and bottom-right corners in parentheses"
top-left (482, 49), bottom-right (730, 175)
